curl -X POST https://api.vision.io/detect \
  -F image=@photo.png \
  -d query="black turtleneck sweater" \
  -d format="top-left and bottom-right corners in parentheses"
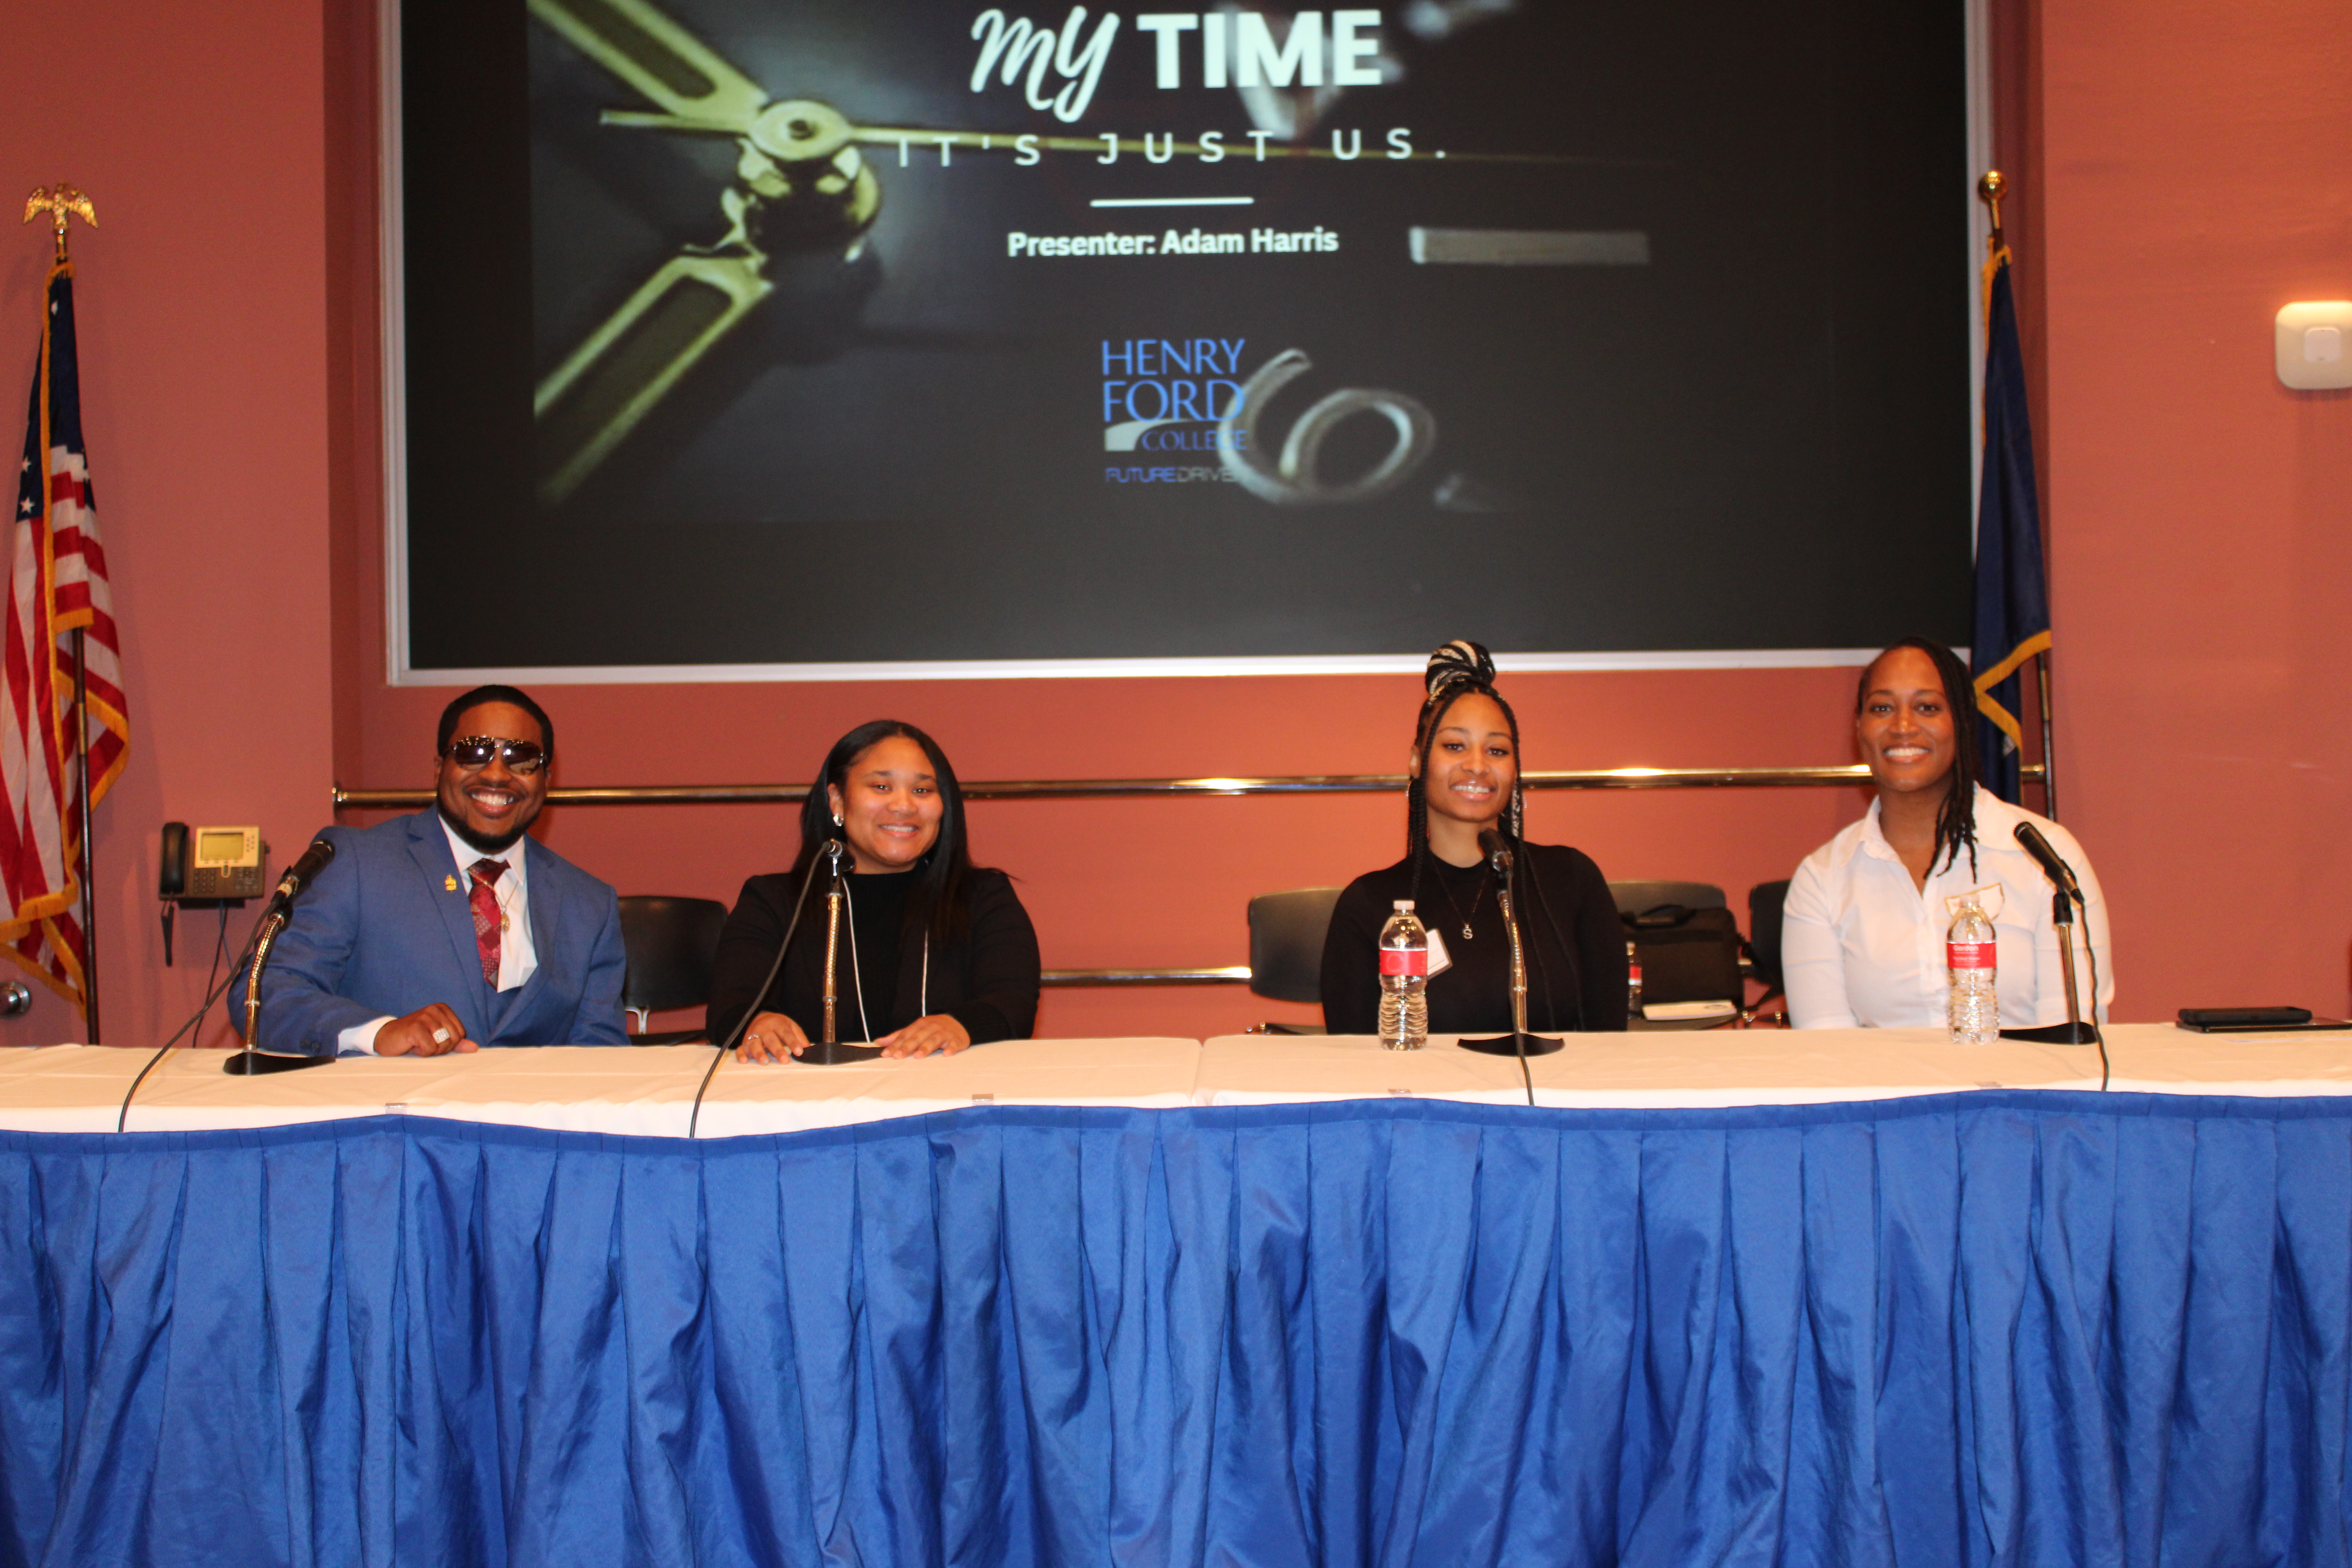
top-left (706, 866), bottom-right (1040, 1045)
top-left (1319, 844), bottom-right (1628, 1034)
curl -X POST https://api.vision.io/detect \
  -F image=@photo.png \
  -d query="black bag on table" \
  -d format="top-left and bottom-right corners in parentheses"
top-left (1622, 904), bottom-right (1744, 1005)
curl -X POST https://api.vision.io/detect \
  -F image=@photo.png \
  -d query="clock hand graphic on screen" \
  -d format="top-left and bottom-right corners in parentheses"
top-left (528, 0), bottom-right (1568, 505)
top-left (529, 0), bottom-right (882, 505)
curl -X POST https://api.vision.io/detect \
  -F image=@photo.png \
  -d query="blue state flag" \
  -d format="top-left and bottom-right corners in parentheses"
top-left (1971, 250), bottom-right (2050, 805)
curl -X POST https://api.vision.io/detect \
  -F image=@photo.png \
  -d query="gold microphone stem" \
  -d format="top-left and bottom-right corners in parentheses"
top-left (240, 910), bottom-right (289, 1062)
top-left (2053, 893), bottom-right (2084, 1036)
top-left (821, 886), bottom-right (842, 1047)
top-left (1498, 879), bottom-right (1529, 1042)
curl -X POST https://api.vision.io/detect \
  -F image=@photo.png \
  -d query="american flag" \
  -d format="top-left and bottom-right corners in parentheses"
top-left (2, 261), bottom-right (126, 1015)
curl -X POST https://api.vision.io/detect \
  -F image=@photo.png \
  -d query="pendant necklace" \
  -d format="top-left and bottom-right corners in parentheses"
top-left (1430, 860), bottom-right (1492, 941)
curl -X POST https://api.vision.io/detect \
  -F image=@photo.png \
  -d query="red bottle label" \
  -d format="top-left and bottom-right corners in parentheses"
top-left (1379, 947), bottom-right (1428, 977)
top-left (1947, 941), bottom-right (1996, 971)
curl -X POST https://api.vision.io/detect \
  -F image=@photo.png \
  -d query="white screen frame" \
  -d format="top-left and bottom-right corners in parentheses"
top-left (379, 0), bottom-right (1993, 687)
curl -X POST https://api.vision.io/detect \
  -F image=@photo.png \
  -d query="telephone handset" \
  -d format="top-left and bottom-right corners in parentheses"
top-left (159, 821), bottom-right (267, 966)
top-left (159, 822), bottom-right (189, 898)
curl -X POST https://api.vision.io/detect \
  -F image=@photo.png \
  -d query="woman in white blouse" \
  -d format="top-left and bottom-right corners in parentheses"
top-left (1782, 638), bottom-right (2112, 1030)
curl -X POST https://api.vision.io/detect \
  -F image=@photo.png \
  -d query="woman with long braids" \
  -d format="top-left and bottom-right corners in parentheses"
top-left (1781, 637), bottom-right (2112, 1029)
top-left (711, 720), bottom-right (1040, 1060)
top-left (1319, 641), bottom-right (1628, 1034)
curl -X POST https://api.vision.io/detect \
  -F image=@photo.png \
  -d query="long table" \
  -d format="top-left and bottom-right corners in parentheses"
top-left (5, 1027), bottom-right (2352, 1566)
top-left (6, 1023), bottom-right (2351, 1134)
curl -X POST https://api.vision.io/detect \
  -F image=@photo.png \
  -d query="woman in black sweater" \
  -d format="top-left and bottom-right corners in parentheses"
top-left (711, 720), bottom-right (1040, 1060)
top-left (1320, 642), bottom-right (1628, 1036)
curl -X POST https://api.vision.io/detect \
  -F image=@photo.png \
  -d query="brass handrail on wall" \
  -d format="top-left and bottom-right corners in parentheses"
top-left (333, 761), bottom-right (2040, 811)
top-left (334, 763), bottom-right (2042, 988)
top-left (1041, 966), bottom-right (1252, 988)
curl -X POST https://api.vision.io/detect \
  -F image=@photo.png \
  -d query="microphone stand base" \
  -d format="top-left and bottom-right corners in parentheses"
top-left (223, 1049), bottom-right (336, 1075)
top-left (1457, 1031), bottom-right (1566, 1058)
top-left (794, 1041), bottom-right (886, 1065)
top-left (1999, 1022), bottom-right (2102, 1046)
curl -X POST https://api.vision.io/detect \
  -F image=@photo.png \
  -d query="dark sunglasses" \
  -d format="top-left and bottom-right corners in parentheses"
top-left (445, 736), bottom-right (548, 775)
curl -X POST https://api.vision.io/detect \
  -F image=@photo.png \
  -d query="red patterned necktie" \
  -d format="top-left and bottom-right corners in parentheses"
top-left (468, 858), bottom-right (506, 986)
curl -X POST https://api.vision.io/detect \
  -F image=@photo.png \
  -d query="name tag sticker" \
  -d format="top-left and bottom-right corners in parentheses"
top-left (1426, 929), bottom-right (1454, 977)
top-left (1944, 884), bottom-right (2005, 922)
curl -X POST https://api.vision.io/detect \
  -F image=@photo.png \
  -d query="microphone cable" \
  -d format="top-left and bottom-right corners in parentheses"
top-left (2080, 891), bottom-right (2108, 1091)
top-left (117, 901), bottom-right (273, 1132)
top-left (1490, 840), bottom-right (1536, 1109)
top-left (688, 855), bottom-right (828, 1140)
top-left (206, 901), bottom-right (230, 998)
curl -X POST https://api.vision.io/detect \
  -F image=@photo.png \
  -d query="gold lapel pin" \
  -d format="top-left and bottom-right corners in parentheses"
top-left (445, 874), bottom-right (459, 891)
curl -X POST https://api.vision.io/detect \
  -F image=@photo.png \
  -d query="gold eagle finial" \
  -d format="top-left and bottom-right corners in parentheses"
top-left (24, 184), bottom-right (98, 261)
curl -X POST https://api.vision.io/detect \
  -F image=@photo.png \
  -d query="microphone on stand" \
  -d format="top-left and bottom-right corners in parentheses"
top-left (1459, 827), bottom-right (1561, 1081)
top-left (803, 835), bottom-right (880, 1066)
top-left (268, 839), bottom-right (337, 907)
top-left (2004, 820), bottom-right (2100, 1051)
top-left (2011, 822), bottom-right (2081, 900)
top-left (1478, 828), bottom-right (1513, 874)
top-left (228, 838), bottom-right (339, 1075)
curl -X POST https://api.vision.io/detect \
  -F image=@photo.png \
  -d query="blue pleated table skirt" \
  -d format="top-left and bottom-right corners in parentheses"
top-left (2, 1090), bottom-right (2347, 1567)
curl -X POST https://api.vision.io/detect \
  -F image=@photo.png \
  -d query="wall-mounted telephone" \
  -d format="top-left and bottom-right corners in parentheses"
top-left (160, 822), bottom-right (266, 966)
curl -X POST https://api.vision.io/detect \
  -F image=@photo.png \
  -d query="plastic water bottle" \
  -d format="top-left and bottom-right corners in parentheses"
top-left (1947, 897), bottom-right (1998, 1045)
top-left (1626, 940), bottom-right (1644, 1021)
top-left (1378, 900), bottom-right (1430, 1051)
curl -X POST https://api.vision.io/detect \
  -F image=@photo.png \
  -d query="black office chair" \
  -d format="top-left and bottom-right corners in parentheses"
top-left (618, 895), bottom-right (729, 1044)
top-left (1744, 879), bottom-right (1792, 1022)
top-left (1247, 887), bottom-right (1342, 1034)
top-left (1606, 879), bottom-right (1728, 916)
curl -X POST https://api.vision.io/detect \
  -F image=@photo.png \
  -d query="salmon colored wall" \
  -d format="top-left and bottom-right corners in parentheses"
top-left (0, 0), bottom-right (334, 1049)
top-left (2039, 0), bottom-right (2352, 1019)
top-left (16, 0), bottom-right (2347, 1048)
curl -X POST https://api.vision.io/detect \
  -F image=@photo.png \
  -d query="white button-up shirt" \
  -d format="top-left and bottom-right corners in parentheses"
top-left (336, 820), bottom-right (539, 1054)
top-left (1782, 785), bottom-right (2112, 1030)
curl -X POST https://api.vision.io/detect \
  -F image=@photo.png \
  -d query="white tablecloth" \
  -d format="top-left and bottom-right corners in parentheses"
top-left (0, 1039), bottom-right (1201, 1137)
top-left (1194, 1022), bottom-right (2352, 1110)
top-left (2099, 1024), bottom-right (2352, 1097)
top-left (4, 1024), bottom-right (2347, 1135)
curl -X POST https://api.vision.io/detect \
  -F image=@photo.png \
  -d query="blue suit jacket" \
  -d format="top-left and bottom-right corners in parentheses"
top-left (234, 809), bottom-right (629, 1053)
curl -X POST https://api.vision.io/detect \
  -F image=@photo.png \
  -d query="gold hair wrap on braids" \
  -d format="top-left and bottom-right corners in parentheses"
top-left (1423, 639), bottom-right (1496, 701)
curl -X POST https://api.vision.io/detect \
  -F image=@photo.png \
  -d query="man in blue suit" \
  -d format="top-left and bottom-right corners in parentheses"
top-left (241, 686), bottom-right (628, 1054)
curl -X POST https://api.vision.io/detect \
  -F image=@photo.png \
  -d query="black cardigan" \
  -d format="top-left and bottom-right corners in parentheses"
top-left (706, 866), bottom-right (1041, 1046)
top-left (1320, 843), bottom-right (1629, 1034)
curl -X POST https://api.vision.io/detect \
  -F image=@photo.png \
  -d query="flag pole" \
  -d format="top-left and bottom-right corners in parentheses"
top-left (25, 187), bottom-right (107, 1040)
top-left (72, 626), bottom-right (98, 1040)
top-left (2037, 655), bottom-right (2059, 822)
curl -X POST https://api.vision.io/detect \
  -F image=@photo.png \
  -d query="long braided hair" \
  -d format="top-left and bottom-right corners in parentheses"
top-left (1402, 639), bottom-right (1583, 1030)
top-left (1405, 640), bottom-right (1525, 906)
top-left (1857, 637), bottom-right (1982, 879)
